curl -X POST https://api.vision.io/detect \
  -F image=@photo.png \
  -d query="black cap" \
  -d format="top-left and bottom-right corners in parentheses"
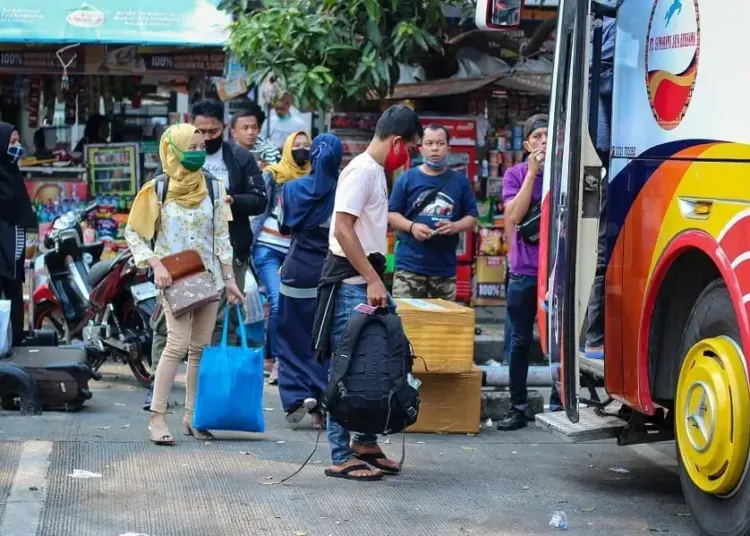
top-left (524, 114), bottom-right (549, 140)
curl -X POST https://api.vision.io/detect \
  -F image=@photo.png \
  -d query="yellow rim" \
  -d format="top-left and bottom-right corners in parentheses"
top-left (675, 336), bottom-right (750, 495)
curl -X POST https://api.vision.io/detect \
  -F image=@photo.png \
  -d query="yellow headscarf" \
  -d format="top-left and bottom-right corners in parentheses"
top-left (266, 130), bottom-right (312, 185)
top-left (127, 123), bottom-right (209, 240)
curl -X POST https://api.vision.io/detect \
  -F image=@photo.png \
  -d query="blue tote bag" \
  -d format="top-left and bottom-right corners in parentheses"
top-left (192, 305), bottom-right (265, 433)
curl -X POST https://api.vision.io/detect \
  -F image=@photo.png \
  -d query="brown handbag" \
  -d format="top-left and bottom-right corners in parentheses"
top-left (161, 250), bottom-right (220, 317)
top-left (162, 250), bottom-right (204, 280)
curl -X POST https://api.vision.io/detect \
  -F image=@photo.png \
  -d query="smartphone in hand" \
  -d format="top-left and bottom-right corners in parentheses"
top-left (355, 303), bottom-right (378, 315)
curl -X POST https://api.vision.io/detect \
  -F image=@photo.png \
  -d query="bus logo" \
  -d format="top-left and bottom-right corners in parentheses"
top-left (645, 0), bottom-right (700, 131)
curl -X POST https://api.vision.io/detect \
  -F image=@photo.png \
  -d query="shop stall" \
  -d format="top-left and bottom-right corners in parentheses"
top-left (0, 1), bottom-right (231, 257)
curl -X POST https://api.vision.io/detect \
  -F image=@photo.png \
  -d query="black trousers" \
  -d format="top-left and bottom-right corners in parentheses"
top-left (0, 276), bottom-right (24, 346)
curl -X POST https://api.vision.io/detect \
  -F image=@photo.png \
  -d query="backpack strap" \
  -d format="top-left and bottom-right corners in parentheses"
top-left (152, 174), bottom-right (169, 247)
top-left (382, 313), bottom-right (419, 424)
top-left (203, 171), bottom-right (220, 205)
top-left (323, 313), bottom-right (371, 407)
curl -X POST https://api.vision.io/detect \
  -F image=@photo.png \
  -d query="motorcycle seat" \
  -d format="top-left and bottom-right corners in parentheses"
top-left (87, 260), bottom-right (115, 287)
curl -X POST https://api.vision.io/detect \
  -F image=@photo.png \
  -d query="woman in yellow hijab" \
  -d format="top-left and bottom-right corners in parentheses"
top-left (125, 123), bottom-right (244, 445)
top-left (250, 130), bottom-right (311, 384)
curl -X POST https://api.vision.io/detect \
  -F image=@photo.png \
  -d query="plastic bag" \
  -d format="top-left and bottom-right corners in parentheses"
top-left (0, 300), bottom-right (11, 356)
top-left (192, 305), bottom-right (265, 433)
top-left (244, 269), bottom-right (265, 325)
top-left (549, 511), bottom-right (568, 529)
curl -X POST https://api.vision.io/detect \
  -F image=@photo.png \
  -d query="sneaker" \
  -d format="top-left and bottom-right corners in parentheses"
top-left (584, 345), bottom-right (604, 360)
top-left (285, 398), bottom-right (318, 424)
top-left (496, 409), bottom-right (527, 431)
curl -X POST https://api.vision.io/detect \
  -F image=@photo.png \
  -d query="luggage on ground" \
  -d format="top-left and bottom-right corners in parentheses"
top-left (0, 344), bottom-right (99, 411)
top-left (323, 310), bottom-right (420, 435)
top-left (193, 305), bottom-right (265, 432)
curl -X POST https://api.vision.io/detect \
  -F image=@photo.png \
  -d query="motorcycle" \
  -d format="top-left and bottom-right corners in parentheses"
top-left (32, 203), bottom-right (156, 387)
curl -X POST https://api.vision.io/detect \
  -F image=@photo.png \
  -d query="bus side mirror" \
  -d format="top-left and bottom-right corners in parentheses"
top-left (475, 0), bottom-right (522, 30)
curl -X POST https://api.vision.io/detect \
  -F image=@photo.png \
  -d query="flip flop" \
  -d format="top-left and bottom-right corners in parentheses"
top-left (355, 452), bottom-right (400, 475)
top-left (324, 463), bottom-right (383, 481)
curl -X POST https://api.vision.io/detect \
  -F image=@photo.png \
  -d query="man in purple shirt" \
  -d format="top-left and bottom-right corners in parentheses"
top-left (498, 114), bottom-right (548, 431)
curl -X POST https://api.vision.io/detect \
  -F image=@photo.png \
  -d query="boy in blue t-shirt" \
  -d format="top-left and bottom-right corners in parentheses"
top-left (388, 124), bottom-right (478, 300)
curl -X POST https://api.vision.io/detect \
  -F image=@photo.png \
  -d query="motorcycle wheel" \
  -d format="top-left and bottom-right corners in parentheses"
top-left (34, 303), bottom-right (69, 343)
top-left (120, 299), bottom-right (152, 388)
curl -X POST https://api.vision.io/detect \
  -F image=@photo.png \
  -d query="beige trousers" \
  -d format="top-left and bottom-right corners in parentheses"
top-left (150, 300), bottom-right (220, 414)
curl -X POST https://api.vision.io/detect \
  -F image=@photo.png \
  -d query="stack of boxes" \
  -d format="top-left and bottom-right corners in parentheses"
top-left (396, 299), bottom-right (481, 434)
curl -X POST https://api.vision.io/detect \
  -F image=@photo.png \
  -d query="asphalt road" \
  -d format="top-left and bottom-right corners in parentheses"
top-left (0, 363), bottom-right (699, 536)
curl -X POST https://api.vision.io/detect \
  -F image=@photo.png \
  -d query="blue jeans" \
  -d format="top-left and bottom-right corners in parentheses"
top-left (252, 245), bottom-right (285, 359)
top-left (503, 264), bottom-right (512, 362)
top-left (507, 273), bottom-right (538, 410)
top-left (326, 283), bottom-right (395, 465)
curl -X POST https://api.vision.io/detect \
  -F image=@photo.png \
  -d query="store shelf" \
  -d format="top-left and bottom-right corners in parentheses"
top-left (20, 166), bottom-right (86, 173)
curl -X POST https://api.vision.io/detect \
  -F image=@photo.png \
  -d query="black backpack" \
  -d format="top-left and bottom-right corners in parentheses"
top-left (323, 311), bottom-right (420, 435)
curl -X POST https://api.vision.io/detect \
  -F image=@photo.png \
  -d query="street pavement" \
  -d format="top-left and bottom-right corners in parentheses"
top-left (0, 363), bottom-right (699, 536)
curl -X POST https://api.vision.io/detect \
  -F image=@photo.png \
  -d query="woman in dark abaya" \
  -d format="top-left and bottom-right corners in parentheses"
top-left (0, 122), bottom-right (38, 346)
top-left (275, 133), bottom-right (343, 429)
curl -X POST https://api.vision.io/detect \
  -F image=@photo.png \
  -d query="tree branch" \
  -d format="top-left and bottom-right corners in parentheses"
top-left (520, 17), bottom-right (557, 58)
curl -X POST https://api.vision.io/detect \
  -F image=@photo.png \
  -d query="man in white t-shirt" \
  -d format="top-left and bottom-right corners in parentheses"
top-left (311, 105), bottom-right (423, 482)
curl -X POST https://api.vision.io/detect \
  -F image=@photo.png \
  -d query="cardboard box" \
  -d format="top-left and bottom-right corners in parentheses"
top-left (396, 298), bottom-right (475, 373)
top-left (408, 367), bottom-right (482, 434)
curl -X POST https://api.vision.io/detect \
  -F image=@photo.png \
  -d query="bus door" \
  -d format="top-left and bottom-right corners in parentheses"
top-left (538, 0), bottom-right (629, 442)
top-left (543, 0), bottom-right (592, 424)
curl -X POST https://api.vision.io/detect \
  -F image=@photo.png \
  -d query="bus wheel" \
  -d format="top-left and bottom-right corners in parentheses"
top-left (676, 280), bottom-right (750, 536)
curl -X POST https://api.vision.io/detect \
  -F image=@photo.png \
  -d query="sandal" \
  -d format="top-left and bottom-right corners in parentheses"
top-left (183, 411), bottom-right (214, 440)
top-left (354, 452), bottom-right (400, 474)
top-left (148, 422), bottom-right (175, 446)
top-left (182, 422), bottom-right (214, 440)
top-left (324, 463), bottom-right (383, 481)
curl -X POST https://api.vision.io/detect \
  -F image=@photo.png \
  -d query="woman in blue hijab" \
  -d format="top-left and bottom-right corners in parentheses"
top-left (276, 133), bottom-right (344, 428)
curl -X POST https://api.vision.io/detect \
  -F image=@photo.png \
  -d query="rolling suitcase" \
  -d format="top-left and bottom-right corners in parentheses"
top-left (1, 345), bottom-right (100, 411)
top-left (0, 258), bottom-right (100, 413)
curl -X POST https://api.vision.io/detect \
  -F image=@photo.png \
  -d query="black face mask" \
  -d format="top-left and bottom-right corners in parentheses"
top-left (292, 148), bottom-right (310, 167)
top-left (205, 135), bottom-right (223, 155)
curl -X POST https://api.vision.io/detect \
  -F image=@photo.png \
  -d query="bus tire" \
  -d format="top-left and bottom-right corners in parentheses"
top-left (676, 279), bottom-right (750, 536)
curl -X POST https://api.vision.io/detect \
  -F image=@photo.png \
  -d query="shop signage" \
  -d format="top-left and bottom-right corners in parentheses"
top-left (0, 49), bottom-right (83, 73)
top-left (140, 52), bottom-right (225, 75)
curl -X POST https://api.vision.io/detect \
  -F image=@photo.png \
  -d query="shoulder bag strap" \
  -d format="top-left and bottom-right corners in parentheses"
top-left (322, 314), bottom-right (369, 405)
top-left (403, 172), bottom-right (455, 222)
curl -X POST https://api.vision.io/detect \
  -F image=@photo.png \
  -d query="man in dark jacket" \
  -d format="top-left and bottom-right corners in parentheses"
top-left (192, 98), bottom-right (266, 281)
top-left (144, 99), bottom-right (267, 409)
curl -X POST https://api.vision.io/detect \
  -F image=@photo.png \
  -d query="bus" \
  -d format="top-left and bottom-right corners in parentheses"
top-left (477, 0), bottom-right (750, 534)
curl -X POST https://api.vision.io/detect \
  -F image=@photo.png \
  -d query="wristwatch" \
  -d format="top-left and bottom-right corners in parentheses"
top-left (222, 273), bottom-right (234, 281)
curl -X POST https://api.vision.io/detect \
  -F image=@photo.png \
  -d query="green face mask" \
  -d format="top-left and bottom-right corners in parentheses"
top-left (167, 131), bottom-right (206, 172)
top-left (180, 150), bottom-right (206, 171)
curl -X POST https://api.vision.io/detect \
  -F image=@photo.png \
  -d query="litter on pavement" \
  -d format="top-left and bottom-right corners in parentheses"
top-left (67, 470), bottom-right (102, 479)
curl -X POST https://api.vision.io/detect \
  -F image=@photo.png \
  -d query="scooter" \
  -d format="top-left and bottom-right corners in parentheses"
top-left (32, 203), bottom-right (156, 387)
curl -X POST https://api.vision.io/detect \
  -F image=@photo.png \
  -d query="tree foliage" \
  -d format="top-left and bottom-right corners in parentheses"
top-left (226, 0), bottom-right (463, 111)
